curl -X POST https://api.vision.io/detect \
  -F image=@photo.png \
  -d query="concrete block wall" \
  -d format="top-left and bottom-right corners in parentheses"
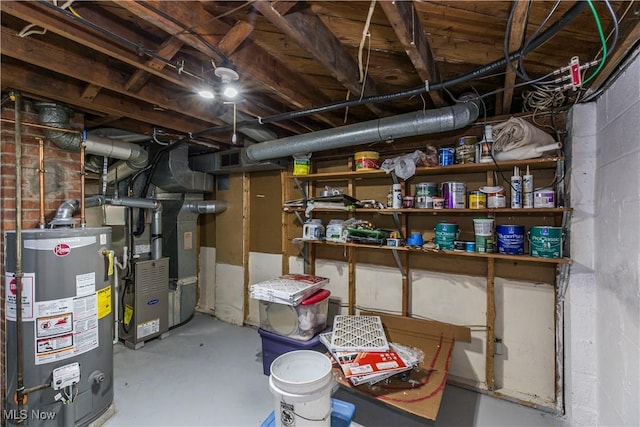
top-left (567, 54), bottom-right (640, 426)
top-left (0, 102), bottom-right (83, 416)
top-left (593, 55), bottom-right (640, 426)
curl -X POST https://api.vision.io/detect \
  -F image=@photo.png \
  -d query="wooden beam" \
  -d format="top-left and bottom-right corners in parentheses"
top-left (0, 1), bottom-right (306, 136)
top-left (1, 25), bottom-right (227, 127)
top-left (0, 1), bottom-right (193, 90)
top-left (379, 1), bottom-right (444, 107)
top-left (80, 84), bottom-right (102, 102)
top-left (252, 1), bottom-right (389, 117)
top-left (218, 21), bottom-right (255, 56)
top-left (125, 37), bottom-right (184, 92)
top-left (500, 0), bottom-right (530, 115)
top-left (119, 1), bottom-right (342, 127)
top-left (1, 61), bottom-right (229, 143)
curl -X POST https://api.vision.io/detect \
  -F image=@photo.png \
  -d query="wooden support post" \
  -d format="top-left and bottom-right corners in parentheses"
top-left (280, 169), bottom-right (289, 275)
top-left (242, 173), bottom-right (251, 322)
top-left (348, 247), bottom-right (355, 314)
top-left (486, 257), bottom-right (496, 390)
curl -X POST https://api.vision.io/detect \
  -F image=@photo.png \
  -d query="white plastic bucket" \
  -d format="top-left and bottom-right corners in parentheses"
top-left (269, 350), bottom-right (334, 427)
top-left (473, 217), bottom-right (494, 236)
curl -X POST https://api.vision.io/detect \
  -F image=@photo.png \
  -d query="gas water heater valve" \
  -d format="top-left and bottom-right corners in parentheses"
top-left (52, 362), bottom-right (80, 390)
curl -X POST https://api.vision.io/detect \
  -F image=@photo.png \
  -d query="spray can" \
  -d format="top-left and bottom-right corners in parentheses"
top-left (392, 183), bottom-right (402, 209)
top-left (523, 165), bottom-right (534, 209)
top-left (510, 166), bottom-right (522, 209)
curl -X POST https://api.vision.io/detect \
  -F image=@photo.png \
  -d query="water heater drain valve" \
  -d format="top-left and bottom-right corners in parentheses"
top-left (52, 362), bottom-right (80, 391)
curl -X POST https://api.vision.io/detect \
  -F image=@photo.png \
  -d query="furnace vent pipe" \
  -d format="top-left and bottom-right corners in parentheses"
top-left (186, 200), bottom-right (228, 215)
top-left (37, 104), bottom-right (148, 183)
top-left (52, 196), bottom-right (164, 260)
top-left (245, 98), bottom-right (481, 162)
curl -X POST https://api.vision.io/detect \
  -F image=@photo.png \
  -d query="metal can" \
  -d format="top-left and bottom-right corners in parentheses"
top-left (468, 191), bottom-right (487, 209)
top-left (442, 181), bottom-right (466, 209)
top-left (438, 147), bottom-right (455, 166)
top-left (455, 136), bottom-right (478, 164)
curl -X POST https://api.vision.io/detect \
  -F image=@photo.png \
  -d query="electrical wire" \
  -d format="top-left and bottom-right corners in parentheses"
top-left (582, 0), bottom-right (608, 84)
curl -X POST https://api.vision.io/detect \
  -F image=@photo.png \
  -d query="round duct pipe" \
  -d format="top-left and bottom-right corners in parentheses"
top-left (244, 98), bottom-right (481, 162)
top-left (36, 103), bottom-right (149, 183)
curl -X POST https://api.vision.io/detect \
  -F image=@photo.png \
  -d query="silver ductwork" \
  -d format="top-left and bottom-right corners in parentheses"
top-left (37, 103), bottom-right (149, 183)
top-left (186, 200), bottom-right (228, 214)
top-left (152, 144), bottom-right (214, 193)
top-left (52, 196), bottom-right (164, 260)
top-left (245, 98), bottom-right (482, 162)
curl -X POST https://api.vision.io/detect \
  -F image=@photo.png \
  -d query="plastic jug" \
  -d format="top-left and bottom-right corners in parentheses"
top-left (303, 219), bottom-right (324, 240)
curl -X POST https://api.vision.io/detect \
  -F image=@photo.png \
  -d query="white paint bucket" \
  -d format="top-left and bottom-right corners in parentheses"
top-left (269, 350), bottom-right (334, 427)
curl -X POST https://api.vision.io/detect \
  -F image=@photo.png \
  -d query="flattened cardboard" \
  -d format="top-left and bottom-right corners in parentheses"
top-left (334, 312), bottom-right (471, 421)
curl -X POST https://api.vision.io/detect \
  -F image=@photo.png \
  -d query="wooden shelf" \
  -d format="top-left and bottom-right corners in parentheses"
top-left (293, 239), bottom-right (571, 264)
top-left (284, 206), bottom-right (571, 214)
top-left (288, 157), bottom-right (564, 181)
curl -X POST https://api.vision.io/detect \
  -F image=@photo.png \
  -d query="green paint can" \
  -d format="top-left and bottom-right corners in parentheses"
top-left (435, 222), bottom-right (458, 250)
top-left (529, 226), bottom-right (563, 258)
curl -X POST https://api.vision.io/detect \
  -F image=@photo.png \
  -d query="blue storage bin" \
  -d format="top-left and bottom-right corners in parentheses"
top-left (258, 328), bottom-right (327, 375)
top-left (260, 398), bottom-right (356, 427)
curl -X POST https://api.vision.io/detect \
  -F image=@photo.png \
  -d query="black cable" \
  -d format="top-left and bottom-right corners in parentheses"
top-left (36, 0), bottom-right (205, 82)
top-left (132, 1), bottom-right (589, 197)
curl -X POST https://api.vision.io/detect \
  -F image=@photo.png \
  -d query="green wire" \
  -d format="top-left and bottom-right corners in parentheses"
top-left (583, 0), bottom-right (608, 84)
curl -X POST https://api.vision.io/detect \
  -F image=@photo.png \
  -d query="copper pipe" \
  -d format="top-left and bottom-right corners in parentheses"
top-left (80, 143), bottom-right (86, 227)
top-left (38, 138), bottom-right (46, 229)
top-left (0, 118), bottom-right (81, 134)
top-left (13, 90), bottom-right (26, 423)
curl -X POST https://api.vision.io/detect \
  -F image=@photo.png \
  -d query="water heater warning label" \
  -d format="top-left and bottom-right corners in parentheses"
top-left (34, 294), bottom-right (99, 365)
top-left (5, 273), bottom-right (35, 321)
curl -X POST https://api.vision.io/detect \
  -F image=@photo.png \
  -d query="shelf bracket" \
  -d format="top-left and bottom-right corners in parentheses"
top-left (291, 238), bottom-right (311, 273)
top-left (294, 177), bottom-right (308, 200)
top-left (391, 212), bottom-right (405, 240)
top-left (391, 249), bottom-right (406, 278)
top-left (293, 210), bottom-right (305, 227)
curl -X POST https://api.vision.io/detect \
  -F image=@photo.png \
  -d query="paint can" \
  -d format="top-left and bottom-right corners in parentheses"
top-left (432, 197), bottom-right (445, 209)
top-left (496, 224), bottom-right (525, 255)
top-left (415, 182), bottom-right (437, 208)
top-left (529, 226), bottom-right (563, 258)
top-left (434, 222), bottom-right (459, 250)
top-left (468, 191), bottom-right (487, 209)
top-left (354, 151), bottom-right (380, 170)
top-left (455, 136), bottom-right (478, 164)
top-left (442, 181), bottom-right (466, 209)
top-left (473, 217), bottom-right (494, 253)
top-left (402, 196), bottom-right (414, 208)
top-left (534, 188), bottom-right (555, 208)
top-left (465, 241), bottom-right (476, 252)
top-left (480, 186), bottom-right (506, 208)
top-left (438, 147), bottom-right (455, 166)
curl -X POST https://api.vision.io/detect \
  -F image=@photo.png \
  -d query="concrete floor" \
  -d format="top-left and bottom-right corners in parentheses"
top-left (103, 313), bottom-right (563, 427)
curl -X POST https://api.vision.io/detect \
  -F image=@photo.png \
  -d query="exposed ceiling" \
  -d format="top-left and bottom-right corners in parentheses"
top-left (2, 1), bottom-right (639, 153)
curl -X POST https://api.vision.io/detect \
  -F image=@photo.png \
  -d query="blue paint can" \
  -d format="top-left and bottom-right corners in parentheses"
top-left (496, 225), bottom-right (525, 255)
top-left (438, 148), bottom-right (454, 166)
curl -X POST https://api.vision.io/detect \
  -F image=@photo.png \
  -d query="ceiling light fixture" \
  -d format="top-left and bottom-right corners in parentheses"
top-left (215, 66), bottom-right (240, 99)
top-left (198, 89), bottom-right (215, 99)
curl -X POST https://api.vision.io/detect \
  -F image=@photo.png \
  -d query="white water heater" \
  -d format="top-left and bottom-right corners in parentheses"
top-left (4, 227), bottom-right (114, 426)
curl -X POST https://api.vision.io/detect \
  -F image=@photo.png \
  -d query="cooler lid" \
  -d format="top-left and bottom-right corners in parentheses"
top-left (300, 289), bottom-right (331, 305)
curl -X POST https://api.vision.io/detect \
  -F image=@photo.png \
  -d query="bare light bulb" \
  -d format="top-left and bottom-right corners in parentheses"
top-left (223, 85), bottom-right (238, 98)
top-left (198, 89), bottom-right (215, 99)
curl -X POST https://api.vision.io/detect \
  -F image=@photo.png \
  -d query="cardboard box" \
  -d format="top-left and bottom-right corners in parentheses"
top-left (333, 312), bottom-right (471, 422)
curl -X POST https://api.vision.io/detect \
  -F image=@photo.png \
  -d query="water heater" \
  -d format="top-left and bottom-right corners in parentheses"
top-left (4, 227), bottom-right (114, 426)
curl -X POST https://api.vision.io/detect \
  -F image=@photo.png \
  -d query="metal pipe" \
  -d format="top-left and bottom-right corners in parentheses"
top-left (151, 206), bottom-right (163, 260)
top-left (38, 138), bottom-right (46, 229)
top-left (186, 200), bottom-right (228, 214)
top-left (245, 99), bottom-right (481, 162)
top-left (13, 90), bottom-right (26, 422)
top-left (80, 143), bottom-right (86, 227)
top-left (36, 104), bottom-right (149, 183)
